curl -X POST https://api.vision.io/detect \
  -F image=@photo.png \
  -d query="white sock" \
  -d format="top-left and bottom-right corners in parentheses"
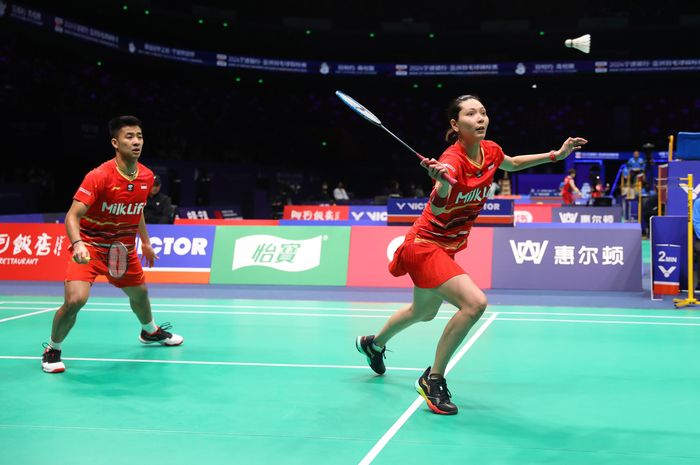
top-left (142, 321), bottom-right (158, 334)
top-left (49, 339), bottom-right (62, 350)
top-left (371, 342), bottom-right (383, 352)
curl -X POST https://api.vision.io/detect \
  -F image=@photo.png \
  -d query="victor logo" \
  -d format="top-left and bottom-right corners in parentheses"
top-left (101, 202), bottom-right (146, 215)
top-left (232, 234), bottom-right (323, 272)
top-left (396, 202), bottom-right (426, 211)
top-left (509, 239), bottom-right (549, 264)
top-left (658, 265), bottom-right (677, 279)
top-left (351, 211), bottom-right (387, 221)
top-left (679, 183), bottom-right (700, 200)
top-left (558, 212), bottom-right (579, 223)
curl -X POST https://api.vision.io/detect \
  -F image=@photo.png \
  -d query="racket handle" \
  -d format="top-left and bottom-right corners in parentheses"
top-left (416, 153), bottom-right (458, 186)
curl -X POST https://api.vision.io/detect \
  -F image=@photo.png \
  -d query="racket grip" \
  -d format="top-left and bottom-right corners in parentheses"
top-left (416, 153), bottom-right (457, 185)
top-left (442, 173), bottom-right (458, 186)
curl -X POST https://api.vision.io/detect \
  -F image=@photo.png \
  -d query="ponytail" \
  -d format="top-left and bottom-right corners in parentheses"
top-left (444, 128), bottom-right (458, 143)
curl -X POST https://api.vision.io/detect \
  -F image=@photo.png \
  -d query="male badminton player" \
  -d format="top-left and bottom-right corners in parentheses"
top-left (356, 95), bottom-right (587, 414)
top-left (42, 116), bottom-right (183, 373)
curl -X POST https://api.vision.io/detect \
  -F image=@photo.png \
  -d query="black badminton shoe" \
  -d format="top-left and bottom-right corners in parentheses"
top-left (356, 335), bottom-right (386, 374)
top-left (41, 343), bottom-right (65, 373)
top-left (139, 323), bottom-right (184, 346)
top-left (416, 367), bottom-right (458, 415)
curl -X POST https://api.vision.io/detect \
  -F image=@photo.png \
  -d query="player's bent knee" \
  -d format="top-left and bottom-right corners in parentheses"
top-left (64, 297), bottom-right (87, 313)
top-left (461, 295), bottom-right (487, 320)
top-left (421, 311), bottom-right (439, 322)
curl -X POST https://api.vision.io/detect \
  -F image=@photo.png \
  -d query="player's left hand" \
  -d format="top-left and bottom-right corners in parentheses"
top-left (555, 137), bottom-right (588, 160)
top-left (141, 243), bottom-right (159, 268)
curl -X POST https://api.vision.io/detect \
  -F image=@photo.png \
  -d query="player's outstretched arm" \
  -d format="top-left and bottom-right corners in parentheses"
top-left (500, 137), bottom-right (588, 172)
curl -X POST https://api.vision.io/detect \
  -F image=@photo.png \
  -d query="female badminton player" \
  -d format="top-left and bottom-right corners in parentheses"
top-left (41, 116), bottom-right (183, 374)
top-left (356, 95), bottom-right (587, 414)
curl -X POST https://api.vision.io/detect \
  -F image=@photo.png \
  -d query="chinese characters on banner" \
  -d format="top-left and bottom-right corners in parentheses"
top-left (0, 223), bottom-right (68, 280)
top-left (282, 205), bottom-right (349, 221)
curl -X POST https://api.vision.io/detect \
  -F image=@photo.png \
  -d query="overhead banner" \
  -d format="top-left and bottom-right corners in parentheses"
top-left (552, 206), bottom-right (622, 223)
top-left (492, 224), bottom-right (642, 291)
top-left (133, 225), bottom-right (215, 284)
top-left (0, 223), bottom-right (68, 280)
top-left (210, 226), bottom-right (350, 285)
top-left (346, 226), bottom-right (493, 288)
top-left (6, 3), bottom-right (700, 77)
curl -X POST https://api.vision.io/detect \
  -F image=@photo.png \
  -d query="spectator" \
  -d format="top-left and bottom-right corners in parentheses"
top-left (144, 174), bottom-right (174, 224)
top-left (408, 183), bottom-right (426, 198)
top-left (386, 180), bottom-right (403, 198)
top-left (333, 181), bottom-right (350, 202)
top-left (317, 181), bottom-right (334, 204)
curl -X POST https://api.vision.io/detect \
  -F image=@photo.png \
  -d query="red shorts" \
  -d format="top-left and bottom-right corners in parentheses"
top-left (388, 238), bottom-right (466, 288)
top-left (65, 250), bottom-right (146, 288)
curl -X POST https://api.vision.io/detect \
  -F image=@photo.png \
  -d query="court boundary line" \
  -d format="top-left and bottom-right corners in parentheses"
top-left (2, 301), bottom-right (699, 320)
top-left (0, 308), bottom-right (56, 324)
top-left (357, 312), bottom-right (499, 465)
top-left (3, 306), bottom-right (700, 326)
top-left (0, 355), bottom-right (424, 371)
top-left (497, 317), bottom-right (700, 327)
top-left (3, 299), bottom-right (697, 314)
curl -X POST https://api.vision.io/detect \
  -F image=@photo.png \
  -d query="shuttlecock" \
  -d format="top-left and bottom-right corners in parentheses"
top-left (565, 34), bottom-right (590, 54)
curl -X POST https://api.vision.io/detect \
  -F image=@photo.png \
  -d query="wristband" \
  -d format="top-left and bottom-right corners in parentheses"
top-left (549, 151), bottom-right (558, 162)
top-left (430, 190), bottom-right (448, 208)
top-left (71, 239), bottom-right (83, 247)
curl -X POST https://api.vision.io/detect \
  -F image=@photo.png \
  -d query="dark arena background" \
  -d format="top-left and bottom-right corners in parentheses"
top-left (1, 1), bottom-right (700, 464)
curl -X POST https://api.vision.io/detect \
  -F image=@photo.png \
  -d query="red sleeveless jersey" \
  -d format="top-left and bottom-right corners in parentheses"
top-left (72, 159), bottom-right (154, 252)
top-left (406, 140), bottom-right (505, 253)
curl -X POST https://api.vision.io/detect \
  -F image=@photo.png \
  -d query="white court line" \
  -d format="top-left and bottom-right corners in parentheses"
top-left (0, 355), bottom-right (424, 371)
top-left (493, 311), bottom-right (700, 320)
top-left (0, 308), bottom-right (55, 324)
top-left (3, 305), bottom-right (700, 326)
top-left (497, 317), bottom-right (700, 327)
top-left (2, 301), bottom-right (700, 320)
top-left (1, 301), bottom-right (401, 311)
top-left (358, 312), bottom-right (499, 465)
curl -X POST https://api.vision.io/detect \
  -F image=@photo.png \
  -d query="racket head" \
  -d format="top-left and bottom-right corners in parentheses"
top-left (335, 91), bottom-right (382, 126)
top-left (107, 241), bottom-right (129, 279)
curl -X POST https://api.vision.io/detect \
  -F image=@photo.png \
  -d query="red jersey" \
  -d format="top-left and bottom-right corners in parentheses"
top-left (407, 140), bottom-right (505, 253)
top-left (73, 159), bottom-right (154, 254)
top-left (561, 175), bottom-right (574, 204)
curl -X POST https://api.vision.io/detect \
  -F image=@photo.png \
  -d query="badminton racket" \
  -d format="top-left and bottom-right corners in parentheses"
top-left (73, 241), bottom-right (129, 279)
top-left (335, 90), bottom-right (457, 185)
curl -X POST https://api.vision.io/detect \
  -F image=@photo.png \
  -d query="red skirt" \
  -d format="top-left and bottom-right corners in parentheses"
top-left (389, 238), bottom-right (466, 288)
